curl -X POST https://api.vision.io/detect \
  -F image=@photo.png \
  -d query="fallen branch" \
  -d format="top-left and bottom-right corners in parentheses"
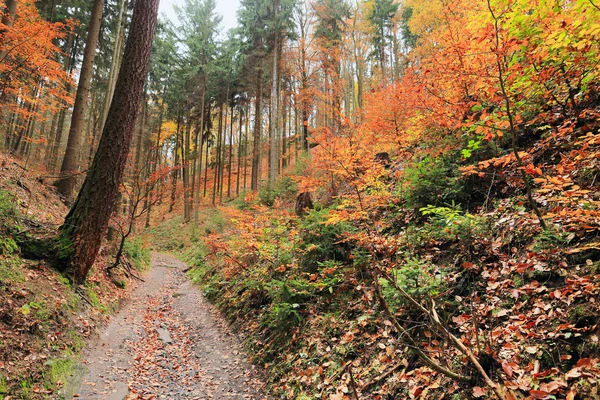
top-left (373, 280), bottom-right (471, 382)
top-left (377, 267), bottom-right (506, 398)
top-left (431, 300), bottom-right (506, 399)
top-left (318, 361), bottom-right (353, 398)
top-left (361, 360), bottom-right (405, 391)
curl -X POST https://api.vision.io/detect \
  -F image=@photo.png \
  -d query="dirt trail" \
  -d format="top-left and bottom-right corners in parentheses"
top-left (70, 253), bottom-right (268, 399)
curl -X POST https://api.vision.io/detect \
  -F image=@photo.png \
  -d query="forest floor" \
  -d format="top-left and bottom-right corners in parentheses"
top-left (71, 253), bottom-right (269, 399)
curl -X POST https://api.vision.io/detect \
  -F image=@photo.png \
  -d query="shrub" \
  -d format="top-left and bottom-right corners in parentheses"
top-left (531, 227), bottom-right (574, 252)
top-left (205, 211), bottom-right (225, 234)
top-left (420, 203), bottom-right (491, 244)
top-left (259, 175), bottom-right (299, 206)
top-left (297, 208), bottom-right (353, 272)
top-left (401, 156), bottom-right (467, 210)
top-left (380, 257), bottom-right (444, 310)
top-left (261, 301), bottom-right (302, 331)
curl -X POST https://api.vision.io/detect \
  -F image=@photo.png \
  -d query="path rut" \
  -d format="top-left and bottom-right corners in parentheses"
top-left (72, 253), bottom-right (268, 399)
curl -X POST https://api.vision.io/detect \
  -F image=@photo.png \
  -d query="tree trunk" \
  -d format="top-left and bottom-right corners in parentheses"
top-left (0, 0), bottom-right (18, 62)
top-left (169, 108), bottom-right (182, 213)
top-left (145, 88), bottom-right (166, 228)
top-left (251, 69), bottom-right (262, 191)
top-left (236, 109), bottom-right (243, 196)
top-left (203, 104), bottom-right (211, 197)
top-left (282, 83), bottom-right (288, 170)
top-left (47, 34), bottom-right (77, 171)
top-left (99, 0), bottom-right (126, 135)
top-left (58, 0), bottom-right (159, 285)
top-left (269, 38), bottom-right (278, 186)
top-left (213, 104), bottom-right (223, 205)
top-left (193, 82), bottom-right (206, 221)
top-left (56, 0), bottom-right (104, 200)
top-left (227, 104), bottom-right (233, 198)
top-left (183, 110), bottom-right (192, 221)
top-left (243, 104), bottom-right (249, 190)
top-left (133, 89), bottom-right (146, 175)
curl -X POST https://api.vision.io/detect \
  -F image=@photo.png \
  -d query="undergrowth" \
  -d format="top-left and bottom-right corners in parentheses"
top-left (150, 149), bottom-right (600, 399)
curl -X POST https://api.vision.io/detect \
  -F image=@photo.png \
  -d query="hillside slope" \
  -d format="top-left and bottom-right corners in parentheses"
top-left (151, 109), bottom-right (600, 399)
top-left (0, 155), bottom-right (141, 399)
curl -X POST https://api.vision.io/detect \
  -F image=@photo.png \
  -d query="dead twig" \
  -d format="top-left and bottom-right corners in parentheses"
top-left (361, 360), bottom-right (405, 391)
top-left (377, 267), bottom-right (506, 398)
top-left (348, 365), bottom-right (360, 400)
top-left (373, 279), bottom-right (471, 382)
top-left (431, 300), bottom-right (505, 400)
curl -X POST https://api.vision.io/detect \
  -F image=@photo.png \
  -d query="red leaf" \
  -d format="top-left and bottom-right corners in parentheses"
top-left (473, 387), bottom-right (486, 397)
top-left (502, 361), bottom-right (513, 377)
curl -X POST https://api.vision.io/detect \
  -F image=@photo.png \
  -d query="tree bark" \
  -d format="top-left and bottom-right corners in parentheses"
top-left (269, 35), bottom-right (279, 186)
top-left (183, 110), bottom-right (192, 221)
top-left (145, 87), bottom-right (166, 228)
top-left (203, 103), bottom-right (211, 198)
top-left (46, 33), bottom-right (77, 171)
top-left (227, 104), bottom-right (233, 198)
top-left (251, 69), bottom-right (262, 191)
top-left (0, 0), bottom-right (18, 62)
top-left (58, 0), bottom-right (159, 285)
top-left (243, 104), bottom-right (249, 190)
top-left (213, 104), bottom-right (224, 205)
top-left (169, 108), bottom-right (182, 213)
top-left (236, 108), bottom-right (243, 196)
top-left (56, 0), bottom-right (104, 200)
top-left (99, 0), bottom-right (126, 135)
top-left (282, 82), bottom-right (288, 170)
top-left (193, 82), bottom-right (206, 222)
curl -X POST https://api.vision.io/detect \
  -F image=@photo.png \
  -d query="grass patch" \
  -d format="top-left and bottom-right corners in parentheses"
top-left (43, 357), bottom-right (75, 391)
top-left (0, 255), bottom-right (25, 283)
top-left (0, 374), bottom-right (6, 399)
top-left (86, 288), bottom-right (107, 313)
top-left (124, 237), bottom-right (151, 272)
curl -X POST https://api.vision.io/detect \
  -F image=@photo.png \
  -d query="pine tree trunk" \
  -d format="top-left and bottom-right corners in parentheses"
top-left (213, 104), bottom-right (223, 205)
top-left (243, 104), bottom-right (249, 190)
top-left (251, 69), bottom-right (262, 191)
top-left (219, 104), bottom-right (227, 202)
top-left (269, 39), bottom-right (278, 186)
top-left (169, 108), bottom-right (182, 213)
top-left (56, 0), bottom-right (104, 200)
top-left (227, 105), bottom-right (233, 198)
top-left (282, 84), bottom-right (287, 170)
top-left (183, 110), bottom-right (192, 221)
top-left (203, 114), bottom-right (210, 197)
top-left (99, 0), bottom-right (126, 135)
top-left (46, 34), bottom-right (77, 170)
top-left (236, 109), bottom-right (242, 196)
top-left (58, 0), bottom-right (159, 285)
top-left (145, 89), bottom-right (166, 228)
top-left (133, 89), bottom-right (147, 175)
top-left (193, 82), bottom-right (206, 220)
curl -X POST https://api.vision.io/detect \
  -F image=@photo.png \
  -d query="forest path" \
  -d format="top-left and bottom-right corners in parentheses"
top-left (71, 253), bottom-right (268, 399)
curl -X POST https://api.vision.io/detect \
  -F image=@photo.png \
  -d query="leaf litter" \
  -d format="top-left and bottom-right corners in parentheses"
top-left (76, 253), bottom-right (268, 399)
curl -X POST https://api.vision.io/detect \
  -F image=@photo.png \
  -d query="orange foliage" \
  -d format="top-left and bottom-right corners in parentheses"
top-left (0, 0), bottom-right (74, 144)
